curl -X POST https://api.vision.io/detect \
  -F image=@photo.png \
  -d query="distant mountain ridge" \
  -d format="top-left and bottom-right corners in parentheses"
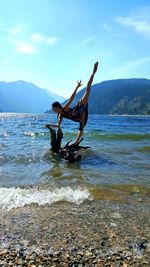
top-left (51, 78), bottom-right (149, 115)
top-left (1, 79), bottom-right (150, 114)
top-left (0, 80), bottom-right (66, 113)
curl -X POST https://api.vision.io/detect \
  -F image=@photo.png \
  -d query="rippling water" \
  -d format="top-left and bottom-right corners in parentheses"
top-left (0, 113), bottom-right (150, 210)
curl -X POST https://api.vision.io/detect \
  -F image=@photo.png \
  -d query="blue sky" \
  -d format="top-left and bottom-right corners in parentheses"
top-left (0, 0), bottom-right (150, 97)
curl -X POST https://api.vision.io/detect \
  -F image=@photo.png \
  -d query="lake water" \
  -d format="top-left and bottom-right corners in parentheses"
top-left (0, 113), bottom-right (150, 210)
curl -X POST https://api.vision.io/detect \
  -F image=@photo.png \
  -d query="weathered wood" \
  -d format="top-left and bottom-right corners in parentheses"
top-left (45, 125), bottom-right (90, 162)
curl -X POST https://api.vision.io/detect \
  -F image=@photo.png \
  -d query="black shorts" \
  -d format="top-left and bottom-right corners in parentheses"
top-left (75, 102), bottom-right (88, 131)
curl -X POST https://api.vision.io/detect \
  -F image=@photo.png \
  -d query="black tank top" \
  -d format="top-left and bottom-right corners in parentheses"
top-left (59, 102), bottom-right (88, 130)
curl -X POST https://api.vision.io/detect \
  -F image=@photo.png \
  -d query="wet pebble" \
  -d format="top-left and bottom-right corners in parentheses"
top-left (0, 247), bottom-right (149, 266)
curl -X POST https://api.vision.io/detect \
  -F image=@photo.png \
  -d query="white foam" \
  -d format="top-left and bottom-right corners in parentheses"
top-left (0, 130), bottom-right (9, 137)
top-left (24, 131), bottom-right (35, 137)
top-left (0, 187), bottom-right (91, 210)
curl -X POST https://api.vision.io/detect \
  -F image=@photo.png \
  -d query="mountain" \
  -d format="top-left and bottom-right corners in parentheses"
top-left (1, 79), bottom-right (150, 114)
top-left (46, 78), bottom-right (150, 115)
top-left (0, 81), bottom-right (66, 113)
top-left (88, 78), bottom-right (150, 115)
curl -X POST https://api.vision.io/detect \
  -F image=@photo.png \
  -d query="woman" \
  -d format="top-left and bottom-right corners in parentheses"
top-left (47, 62), bottom-right (99, 145)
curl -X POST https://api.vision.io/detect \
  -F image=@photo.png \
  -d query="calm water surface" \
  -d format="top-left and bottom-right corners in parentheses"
top-left (0, 113), bottom-right (150, 210)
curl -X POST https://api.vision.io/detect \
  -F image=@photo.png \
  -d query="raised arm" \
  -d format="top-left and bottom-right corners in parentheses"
top-left (63, 80), bottom-right (82, 109)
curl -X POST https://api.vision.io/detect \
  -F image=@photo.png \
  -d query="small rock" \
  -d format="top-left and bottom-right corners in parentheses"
top-left (85, 251), bottom-right (93, 257)
top-left (0, 249), bottom-right (9, 255)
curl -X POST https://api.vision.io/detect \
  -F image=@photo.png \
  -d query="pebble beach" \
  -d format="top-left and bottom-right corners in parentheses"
top-left (0, 195), bottom-right (150, 266)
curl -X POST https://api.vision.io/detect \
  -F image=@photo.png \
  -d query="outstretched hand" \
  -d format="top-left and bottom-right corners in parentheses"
top-left (45, 124), bottom-right (50, 128)
top-left (77, 80), bottom-right (82, 88)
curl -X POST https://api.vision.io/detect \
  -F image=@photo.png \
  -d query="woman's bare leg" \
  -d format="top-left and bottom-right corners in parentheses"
top-left (81, 62), bottom-right (99, 105)
top-left (73, 130), bottom-right (83, 145)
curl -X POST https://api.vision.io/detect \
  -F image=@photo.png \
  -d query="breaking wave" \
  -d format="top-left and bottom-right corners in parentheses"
top-left (0, 187), bottom-right (91, 210)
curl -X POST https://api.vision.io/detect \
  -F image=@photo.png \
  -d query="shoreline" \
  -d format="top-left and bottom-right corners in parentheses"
top-left (0, 199), bottom-right (149, 266)
top-left (0, 112), bottom-right (150, 117)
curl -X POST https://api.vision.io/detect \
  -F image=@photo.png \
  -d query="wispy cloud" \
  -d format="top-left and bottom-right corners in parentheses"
top-left (30, 34), bottom-right (59, 45)
top-left (102, 22), bottom-right (126, 38)
top-left (111, 57), bottom-right (150, 77)
top-left (14, 41), bottom-right (37, 54)
top-left (115, 8), bottom-right (150, 37)
top-left (9, 26), bottom-right (24, 35)
top-left (82, 36), bottom-right (96, 45)
top-left (0, 21), bottom-right (7, 29)
top-left (123, 57), bottom-right (150, 71)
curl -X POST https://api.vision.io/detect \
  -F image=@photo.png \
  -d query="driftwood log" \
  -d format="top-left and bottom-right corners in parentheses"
top-left (45, 125), bottom-right (90, 162)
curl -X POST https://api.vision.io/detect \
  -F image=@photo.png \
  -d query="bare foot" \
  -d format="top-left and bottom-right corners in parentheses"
top-left (93, 61), bottom-right (99, 74)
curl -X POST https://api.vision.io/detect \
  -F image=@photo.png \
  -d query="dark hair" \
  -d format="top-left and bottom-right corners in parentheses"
top-left (52, 101), bottom-right (62, 110)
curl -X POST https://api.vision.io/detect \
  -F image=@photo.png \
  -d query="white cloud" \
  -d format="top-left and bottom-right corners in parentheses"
top-left (82, 36), bottom-right (96, 45)
top-left (10, 26), bottom-right (24, 35)
top-left (30, 34), bottom-right (59, 45)
top-left (115, 8), bottom-right (150, 37)
top-left (15, 41), bottom-right (37, 54)
top-left (102, 22), bottom-right (126, 38)
top-left (47, 37), bottom-right (59, 45)
top-left (30, 33), bottom-right (44, 42)
top-left (5, 24), bottom-right (59, 53)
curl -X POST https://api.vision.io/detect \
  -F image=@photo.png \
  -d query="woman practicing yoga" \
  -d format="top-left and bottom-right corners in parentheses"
top-left (47, 61), bottom-right (99, 145)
